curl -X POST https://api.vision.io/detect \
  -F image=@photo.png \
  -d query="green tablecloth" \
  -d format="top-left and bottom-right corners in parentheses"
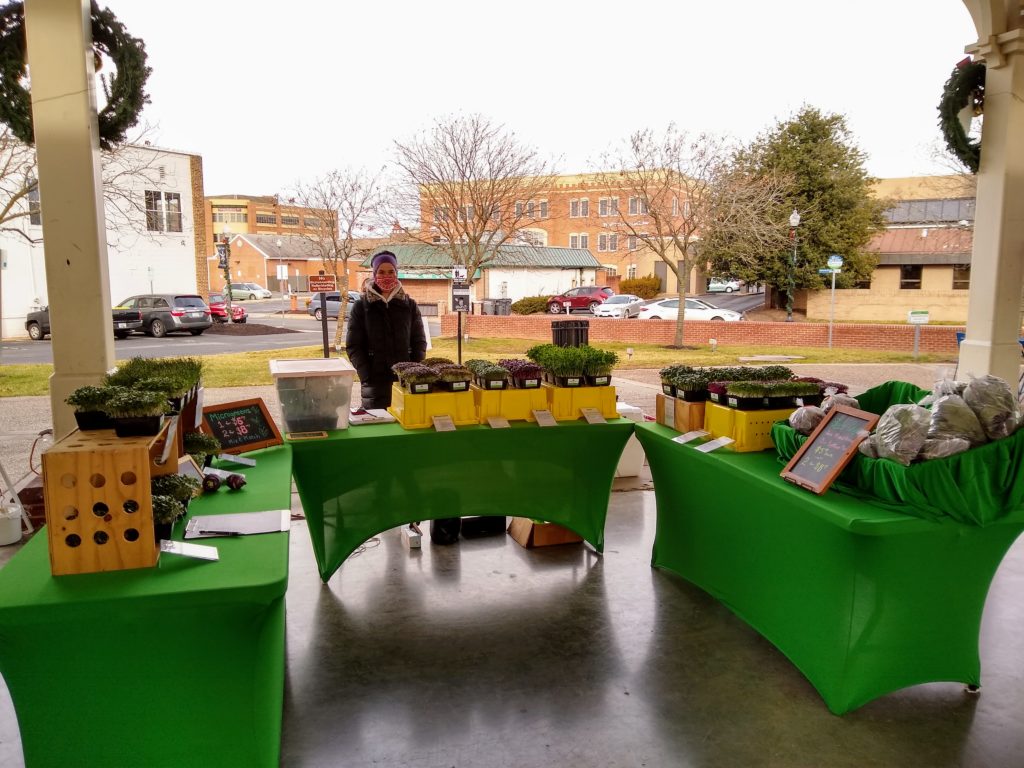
top-left (0, 444), bottom-right (293, 768)
top-left (290, 420), bottom-right (634, 581)
top-left (635, 422), bottom-right (1024, 714)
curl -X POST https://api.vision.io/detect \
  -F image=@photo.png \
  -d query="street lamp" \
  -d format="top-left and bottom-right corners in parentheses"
top-left (786, 209), bottom-right (800, 322)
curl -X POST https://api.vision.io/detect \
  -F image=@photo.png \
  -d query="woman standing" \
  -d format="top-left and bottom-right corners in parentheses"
top-left (346, 250), bottom-right (427, 409)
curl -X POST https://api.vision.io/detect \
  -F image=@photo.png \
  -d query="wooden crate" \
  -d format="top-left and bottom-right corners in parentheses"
top-left (41, 424), bottom-right (172, 575)
top-left (655, 394), bottom-right (706, 433)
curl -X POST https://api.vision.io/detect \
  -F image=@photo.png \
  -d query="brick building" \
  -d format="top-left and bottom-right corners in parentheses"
top-left (204, 194), bottom-right (328, 260)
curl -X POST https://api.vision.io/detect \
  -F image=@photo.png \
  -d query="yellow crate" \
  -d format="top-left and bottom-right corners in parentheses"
top-left (474, 386), bottom-right (550, 423)
top-left (41, 427), bottom-right (169, 575)
top-left (388, 384), bottom-right (479, 430)
top-left (543, 383), bottom-right (618, 421)
top-left (703, 402), bottom-right (796, 453)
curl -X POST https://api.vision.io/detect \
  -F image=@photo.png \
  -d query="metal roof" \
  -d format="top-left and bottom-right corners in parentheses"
top-left (361, 243), bottom-right (600, 269)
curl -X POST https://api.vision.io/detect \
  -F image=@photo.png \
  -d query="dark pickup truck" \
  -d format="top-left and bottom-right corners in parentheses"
top-left (25, 305), bottom-right (144, 341)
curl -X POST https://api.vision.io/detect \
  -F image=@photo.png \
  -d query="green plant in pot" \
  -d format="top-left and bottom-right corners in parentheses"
top-left (400, 364), bottom-right (439, 394)
top-left (672, 372), bottom-right (711, 402)
top-left (659, 364), bottom-right (695, 396)
top-left (583, 347), bottom-right (618, 385)
top-left (184, 431), bottom-right (222, 467)
top-left (151, 493), bottom-right (185, 543)
top-left (151, 474), bottom-right (201, 506)
top-left (725, 380), bottom-right (769, 409)
top-left (102, 388), bottom-right (171, 437)
top-left (65, 385), bottom-right (115, 430)
top-left (422, 357), bottom-right (454, 369)
top-left (433, 364), bottom-right (473, 391)
top-left (546, 346), bottom-right (586, 386)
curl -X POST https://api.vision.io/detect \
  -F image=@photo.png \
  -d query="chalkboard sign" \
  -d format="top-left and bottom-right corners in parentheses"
top-left (201, 398), bottom-right (283, 455)
top-left (780, 404), bottom-right (879, 495)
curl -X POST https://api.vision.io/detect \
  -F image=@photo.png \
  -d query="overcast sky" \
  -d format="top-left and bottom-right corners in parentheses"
top-left (112, 0), bottom-right (978, 195)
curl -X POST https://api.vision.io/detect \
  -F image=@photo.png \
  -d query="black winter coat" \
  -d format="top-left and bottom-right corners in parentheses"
top-left (345, 289), bottom-right (427, 408)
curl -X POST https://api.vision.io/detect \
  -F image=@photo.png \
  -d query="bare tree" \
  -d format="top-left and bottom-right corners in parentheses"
top-left (388, 114), bottom-right (556, 285)
top-left (294, 168), bottom-right (384, 349)
top-left (599, 126), bottom-right (791, 347)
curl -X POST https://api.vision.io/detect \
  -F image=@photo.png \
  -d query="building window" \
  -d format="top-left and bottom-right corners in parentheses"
top-left (580, 198), bottom-right (589, 217)
top-left (303, 217), bottom-right (319, 228)
top-left (628, 235), bottom-right (638, 251)
top-left (672, 197), bottom-right (679, 216)
top-left (521, 229), bottom-right (546, 246)
top-left (27, 177), bottom-right (40, 225)
top-left (211, 207), bottom-right (246, 224)
top-left (570, 199), bottom-right (579, 218)
top-left (255, 213), bottom-right (277, 225)
top-left (461, 205), bottom-right (475, 222)
top-left (145, 190), bottom-right (183, 232)
top-left (539, 200), bottom-right (548, 218)
top-left (599, 197), bottom-right (619, 216)
top-left (899, 264), bottom-right (922, 289)
top-left (579, 233), bottom-right (589, 250)
top-left (627, 264), bottom-right (637, 280)
top-left (953, 264), bottom-right (971, 290)
top-left (433, 206), bottom-right (449, 222)
top-left (570, 233), bottom-right (579, 249)
top-left (490, 203), bottom-right (500, 221)
top-left (598, 234), bottom-right (618, 252)
top-left (281, 215), bottom-right (300, 226)
top-left (628, 197), bottom-right (648, 215)
top-left (602, 264), bottom-right (617, 276)
top-left (515, 201), bottom-right (524, 217)
top-left (526, 201), bottom-right (534, 219)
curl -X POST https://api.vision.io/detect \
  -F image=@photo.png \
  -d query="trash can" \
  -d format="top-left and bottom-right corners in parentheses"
top-left (494, 298), bottom-right (512, 316)
top-left (481, 300), bottom-right (495, 315)
top-left (551, 319), bottom-right (590, 347)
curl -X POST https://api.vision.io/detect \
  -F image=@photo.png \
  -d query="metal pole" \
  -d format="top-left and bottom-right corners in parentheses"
top-left (320, 292), bottom-right (330, 358)
top-left (457, 311), bottom-right (463, 365)
top-left (786, 228), bottom-right (796, 322)
top-left (828, 269), bottom-right (836, 348)
top-left (913, 325), bottom-right (920, 359)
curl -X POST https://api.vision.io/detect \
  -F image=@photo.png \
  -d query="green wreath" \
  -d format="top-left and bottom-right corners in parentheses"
top-left (937, 60), bottom-right (985, 174)
top-left (0, 1), bottom-right (150, 150)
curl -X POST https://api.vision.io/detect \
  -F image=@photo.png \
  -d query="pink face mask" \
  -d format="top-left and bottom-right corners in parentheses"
top-left (375, 274), bottom-right (398, 293)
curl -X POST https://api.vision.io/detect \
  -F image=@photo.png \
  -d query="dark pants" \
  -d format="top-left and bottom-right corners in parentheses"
top-left (359, 379), bottom-right (393, 410)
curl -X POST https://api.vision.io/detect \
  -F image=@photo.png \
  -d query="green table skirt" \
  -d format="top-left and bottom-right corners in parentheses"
top-left (635, 423), bottom-right (1024, 714)
top-left (0, 444), bottom-right (293, 768)
top-left (290, 420), bottom-right (634, 581)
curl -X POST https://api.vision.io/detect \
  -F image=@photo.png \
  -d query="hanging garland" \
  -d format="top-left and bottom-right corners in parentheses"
top-left (937, 59), bottom-right (985, 174)
top-left (0, 1), bottom-right (150, 150)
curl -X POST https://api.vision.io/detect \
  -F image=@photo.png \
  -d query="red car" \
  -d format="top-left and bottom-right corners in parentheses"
top-left (207, 293), bottom-right (247, 323)
top-left (547, 286), bottom-right (614, 314)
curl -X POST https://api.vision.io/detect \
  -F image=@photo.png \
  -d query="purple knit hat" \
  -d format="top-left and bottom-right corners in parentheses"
top-left (371, 251), bottom-right (398, 274)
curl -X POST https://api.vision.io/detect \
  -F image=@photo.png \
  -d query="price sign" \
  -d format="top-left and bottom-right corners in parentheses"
top-left (781, 405), bottom-right (878, 494)
top-left (201, 398), bottom-right (283, 454)
top-left (432, 415), bottom-right (456, 432)
top-left (580, 408), bottom-right (606, 424)
top-left (532, 409), bottom-right (558, 427)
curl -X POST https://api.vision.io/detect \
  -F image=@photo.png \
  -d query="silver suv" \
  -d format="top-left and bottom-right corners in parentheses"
top-left (115, 293), bottom-right (212, 337)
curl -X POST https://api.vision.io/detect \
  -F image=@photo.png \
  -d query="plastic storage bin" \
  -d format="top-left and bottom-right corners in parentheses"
top-left (614, 402), bottom-right (646, 477)
top-left (269, 358), bottom-right (355, 432)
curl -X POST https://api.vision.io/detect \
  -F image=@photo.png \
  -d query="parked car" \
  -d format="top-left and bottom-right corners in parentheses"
top-left (306, 291), bottom-right (361, 321)
top-left (546, 286), bottom-right (614, 314)
top-left (25, 305), bottom-right (143, 341)
top-left (114, 294), bottom-right (212, 337)
top-left (207, 293), bottom-right (248, 324)
top-left (638, 297), bottom-right (745, 322)
top-left (593, 294), bottom-right (644, 319)
top-left (707, 278), bottom-right (742, 293)
top-left (229, 282), bottom-right (272, 300)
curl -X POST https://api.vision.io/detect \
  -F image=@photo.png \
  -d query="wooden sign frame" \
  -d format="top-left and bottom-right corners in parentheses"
top-left (780, 404), bottom-right (879, 495)
top-left (200, 397), bottom-right (283, 455)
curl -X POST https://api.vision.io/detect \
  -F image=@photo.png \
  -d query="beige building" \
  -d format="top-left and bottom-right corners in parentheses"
top-left (804, 175), bottom-right (978, 323)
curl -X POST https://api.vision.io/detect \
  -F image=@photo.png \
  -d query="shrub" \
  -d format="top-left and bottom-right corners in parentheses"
top-left (620, 275), bottom-right (661, 300)
top-left (511, 296), bottom-right (551, 315)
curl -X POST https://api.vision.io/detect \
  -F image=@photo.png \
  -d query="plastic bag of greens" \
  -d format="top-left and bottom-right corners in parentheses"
top-left (962, 374), bottom-right (1021, 441)
top-left (927, 394), bottom-right (987, 446)
top-left (918, 437), bottom-right (972, 460)
top-left (822, 391), bottom-right (860, 414)
top-left (918, 378), bottom-right (967, 406)
top-left (874, 404), bottom-right (931, 466)
top-left (789, 405), bottom-right (825, 436)
top-left (858, 433), bottom-right (880, 458)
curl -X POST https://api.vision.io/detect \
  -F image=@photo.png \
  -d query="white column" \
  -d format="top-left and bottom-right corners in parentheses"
top-left (958, 28), bottom-right (1024, 384)
top-left (24, 0), bottom-right (114, 439)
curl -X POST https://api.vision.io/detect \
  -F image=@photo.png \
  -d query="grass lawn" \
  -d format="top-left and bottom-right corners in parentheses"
top-left (0, 338), bottom-right (954, 398)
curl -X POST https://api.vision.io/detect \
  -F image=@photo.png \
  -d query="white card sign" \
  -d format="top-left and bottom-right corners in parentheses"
top-left (432, 415), bottom-right (457, 432)
top-left (159, 540), bottom-right (220, 561)
top-left (486, 416), bottom-right (511, 429)
top-left (672, 430), bottom-right (709, 445)
top-left (581, 408), bottom-right (606, 424)
top-left (694, 436), bottom-right (735, 453)
top-left (532, 409), bottom-right (558, 427)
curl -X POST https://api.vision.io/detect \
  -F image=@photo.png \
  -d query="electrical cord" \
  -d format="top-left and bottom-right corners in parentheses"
top-left (28, 428), bottom-right (53, 477)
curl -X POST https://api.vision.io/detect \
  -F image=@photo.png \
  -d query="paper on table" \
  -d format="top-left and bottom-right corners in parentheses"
top-left (184, 509), bottom-right (290, 539)
top-left (350, 408), bottom-right (396, 425)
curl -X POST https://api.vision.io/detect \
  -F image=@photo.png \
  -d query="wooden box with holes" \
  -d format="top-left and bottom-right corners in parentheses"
top-left (41, 423), bottom-right (175, 576)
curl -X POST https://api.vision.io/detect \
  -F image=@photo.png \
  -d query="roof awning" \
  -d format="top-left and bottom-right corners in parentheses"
top-left (876, 253), bottom-right (971, 266)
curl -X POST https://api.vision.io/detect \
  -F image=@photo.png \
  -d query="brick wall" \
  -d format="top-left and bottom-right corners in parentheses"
top-left (439, 314), bottom-right (963, 354)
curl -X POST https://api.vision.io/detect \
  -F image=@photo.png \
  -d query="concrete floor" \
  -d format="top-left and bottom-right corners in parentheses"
top-left (1, 481), bottom-right (1023, 767)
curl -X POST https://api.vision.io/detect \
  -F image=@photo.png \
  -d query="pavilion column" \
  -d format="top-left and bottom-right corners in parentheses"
top-left (958, 26), bottom-right (1024, 384)
top-left (24, 0), bottom-right (114, 439)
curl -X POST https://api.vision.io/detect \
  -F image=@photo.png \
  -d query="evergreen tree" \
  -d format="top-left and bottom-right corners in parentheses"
top-left (706, 106), bottom-right (886, 295)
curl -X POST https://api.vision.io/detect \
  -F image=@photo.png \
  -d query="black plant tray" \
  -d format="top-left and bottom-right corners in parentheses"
top-left (799, 394), bottom-right (824, 407)
top-left (725, 396), bottom-right (766, 411)
top-left (551, 375), bottom-right (584, 388)
top-left (113, 415), bottom-right (165, 437)
top-left (513, 377), bottom-right (542, 389)
top-left (74, 410), bottom-right (113, 431)
top-left (586, 374), bottom-right (612, 387)
top-left (707, 391), bottom-right (726, 404)
top-left (478, 378), bottom-right (509, 391)
top-left (402, 382), bottom-right (434, 395)
top-left (661, 382), bottom-right (677, 397)
top-left (436, 380), bottom-right (471, 392)
top-left (677, 390), bottom-right (708, 402)
top-left (765, 396), bottom-right (797, 409)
